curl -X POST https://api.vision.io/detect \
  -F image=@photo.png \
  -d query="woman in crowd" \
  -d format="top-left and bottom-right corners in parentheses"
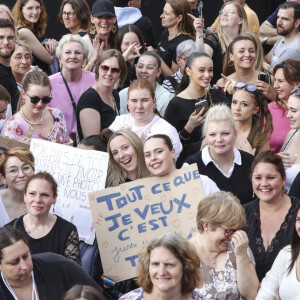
top-left (9, 171), bottom-right (81, 264)
top-left (0, 85), bottom-right (12, 133)
top-left (12, 0), bottom-right (57, 73)
top-left (10, 41), bottom-right (32, 92)
top-left (58, 0), bottom-right (90, 36)
top-left (0, 5), bottom-right (16, 27)
top-left (115, 24), bottom-right (145, 89)
top-left (120, 232), bottom-right (203, 300)
top-left (164, 52), bottom-right (229, 161)
top-left (49, 34), bottom-right (96, 143)
top-left (76, 49), bottom-right (126, 141)
top-left (184, 104), bottom-right (254, 204)
top-left (83, 0), bottom-right (117, 72)
top-left (77, 129), bottom-right (112, 152)
top-left (193, 0), bottom-right (248, 84)
top-left (158, 0), bottom-right (194, 77)
top-left (0, 148), bottom-right (34, 227)
top-left (256, 203), bottom-right (300, 299)
top-left (0, 227), bottom-right (101, 299)
top-left (144, 134), bottom-right (219, 196)
top-left (190, 191), bottom-right (259, 299)
top-left (63, 285), bottom-right (105, 300)
top-left (1, 67), bottom-right (72, 145)
top-left (231, 82), bottom-right (273, 155)
top-left (106, 129), bottom-right (148, 187)
top-left (110, 79), bottom-right (182, 159)
top-left (268, 59), bottom-right (300, 152)
top-left (119, 51), bottom-right (174, 116)
top-left (279, 87), bottom-right (300, 193)
top-left (244, 150), bottom-right (300, 281)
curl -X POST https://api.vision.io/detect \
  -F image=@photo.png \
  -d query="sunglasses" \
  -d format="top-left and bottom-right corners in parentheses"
top-left (100, 65), bottom-right (121, 74)
top-left (290, 86), bottom-right (300, 96)
top-left (235, 81), bottom-right (258, 92)
top-left (25, 91), bottom-right (52, 104)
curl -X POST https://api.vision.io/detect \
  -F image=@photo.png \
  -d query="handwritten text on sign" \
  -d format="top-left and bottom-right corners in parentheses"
top-left (30, 138), bottom-right (108, 244)
top-left (89, 164), bottom-right (204, 282)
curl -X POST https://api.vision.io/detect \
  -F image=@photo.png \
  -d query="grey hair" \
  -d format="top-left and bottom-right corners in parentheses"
top-left (56, 34), bottom-right (89, 61)
top-left (202, 104), bottom-right (236, 137)
top-left (176, 40), bottom-right (202, 58)
top-left (14, 40), bottom-right (32, 57)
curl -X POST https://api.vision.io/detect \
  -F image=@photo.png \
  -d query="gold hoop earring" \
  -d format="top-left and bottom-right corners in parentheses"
top-left (112, 23), bottom-right (117, 34)
top-left (90, 23), bottom-right (96, 35)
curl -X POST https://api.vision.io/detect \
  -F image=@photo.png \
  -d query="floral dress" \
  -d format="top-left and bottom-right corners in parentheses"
top-left (196, 242), bottom-right (255, 300)
top-left (1, 107), bottom-right (73, 146)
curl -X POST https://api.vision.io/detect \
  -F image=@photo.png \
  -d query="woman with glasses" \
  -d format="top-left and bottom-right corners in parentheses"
top-left (10, 40), bottom-right (32, 92)
top-left (190, 191), bottom-right (259, 299)
top-left (244, 151), bottom-right (300, 282)
top-left (58, 0), bottom-right (90, 37)
top-left (192, 1), bottom-right (248, 85)
top-left (231, 82), bottom-right (273, 156)
top-left (12, 0), bottom-right (58, 73)
top-left (76, 49), bottom-right (127, 141)
top-left (1, 67), bottom-right (72, 145)
top-left (7, 171), bottom-right (81, 265)
top-left (0, 148), bottom-right (35, 227)
top-left (119, 51), bottom-right (174, 116)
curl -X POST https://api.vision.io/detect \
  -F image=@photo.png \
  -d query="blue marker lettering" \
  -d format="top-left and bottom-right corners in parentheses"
top-left (150, 203), bottom-right (160, 214)
top-left (158, 216), bottom-right (168, 227)
top-left (174, 176), bottom-right (185, 187)
top-left (160, 200), bottom-right (173, 215)
top-left (162, 182), bottom-right (171, 191)
top-left (174, 194), bottom-right (190, 213)
top-left (151, 184), bottom-right (161, 194)
top-left (134, 205), bottom-right (149, 220)
top-left (138, 222), bottom-right (147, 233)
top-left (193, 169), bottom-right (201, 179)
top-left (105, 213), bottom-right (121, 231)
top-left (149, 219), bottom-right (159, 230)
top-left (122, 214), bottom-right (132, 225)
top-left (118, 229), bottom-right (129, 241)
top-left (116, 196), bottom-right (127, 209)
top-left (125, 254), bottom-right (139, 267)
top-left (97, 192), bottom-right (120, 211)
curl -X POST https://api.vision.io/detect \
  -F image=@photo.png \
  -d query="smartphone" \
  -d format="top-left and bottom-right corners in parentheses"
top-left (258, 73), bottom-right (271, 84)
top-left (195, 99), bottom-right (209, 115)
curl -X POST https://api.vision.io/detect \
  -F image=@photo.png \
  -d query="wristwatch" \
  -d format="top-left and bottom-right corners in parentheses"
top-left (262, 37), bottom-right (269, 45)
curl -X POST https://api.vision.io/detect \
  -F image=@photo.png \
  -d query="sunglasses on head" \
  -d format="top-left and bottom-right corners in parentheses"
top-left (25, 91), bottom-right (52, 104)
top-left (100, 64), bottom-right (121, 74)
top-left (235, 82), bottom-right (258, 92)
top-left (290, 86), bottom-right (300, 96)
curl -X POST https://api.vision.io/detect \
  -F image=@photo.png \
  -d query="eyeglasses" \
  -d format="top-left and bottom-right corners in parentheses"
top-left (25, 91), bottom-right (52, 104)
top-left (25, 6), bottom-right (43, 13)
top-left (219, 9), bottom-right (237, 15)
top-left (99, 64), bottom-right (121, 74)
top-left (0, 35), bottom-right (15, 44)
top-left (218, 226), bottom-right (238, 237)
top-left (5, 164), bottom-right (33, 178)
top-left (62, 11), bottom-right (76, 18)
top-left (235, 81), bottom-right (258, 92)
top-left (290, 86), bottom-right (300, 96)
top-left (13, 54), bottom-right (32, 62)
top-left (135, 63), bottom-right (158, 71)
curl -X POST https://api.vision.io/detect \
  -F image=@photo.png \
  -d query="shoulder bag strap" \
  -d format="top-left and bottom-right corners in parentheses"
top-left (60, 72), bottom-right (77, 112)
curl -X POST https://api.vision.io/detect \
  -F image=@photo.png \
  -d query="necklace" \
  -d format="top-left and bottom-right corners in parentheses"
top-left (20, 106), bottom-right (44, 126)
top-left (186, 88), bottom-right (214, 107)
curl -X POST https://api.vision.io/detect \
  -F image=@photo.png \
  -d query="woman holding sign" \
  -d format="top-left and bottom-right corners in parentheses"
top-left (119, 232), bottom-right (204, 300)
top-left (7, 171), bottom-right (81, 265)
top-left (143, 134), bottom-right (219, 196)
top-left (0, 148), bottom-right (35, 227)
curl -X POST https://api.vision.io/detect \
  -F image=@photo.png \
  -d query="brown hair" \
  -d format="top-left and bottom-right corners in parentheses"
top-left (251, 150), bottom-right (286, 181)
top-left (0, 147), bottom-right (34, 177)
top-left (12, 0), bottom-right (47, 38)
top-left (137, 232), bottom-right (202, 294)
top-left (196, 191), bottom-right (246, 232)
top-left (0, 84), bottom-right (11, 103)
top-left (95, 49), bottom-right (127, 87)
top-left (63, 285), bottom-right (105, 300)
top-left (25, 171), bottom-right (58, 198)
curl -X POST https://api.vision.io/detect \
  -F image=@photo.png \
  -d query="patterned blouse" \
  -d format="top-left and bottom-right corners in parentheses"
top-left (196, 242), bottom-right (255, 300)
top-left (1, 107), bottom-right (73, 146)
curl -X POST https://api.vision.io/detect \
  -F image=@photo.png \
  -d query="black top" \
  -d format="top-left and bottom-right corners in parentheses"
top-left (289, 172), bottom-right (300, 199)
top-left (76, 87), bottom-right (120, 140)
top-left (158, 30), bottom-right (192, 68)
top-left (204, 33), bottom-right (224, 85)
top-left (0, 253), bottom-right (101, 300)
top-left (0, 64), bottom-right (20, 113)
top-left (8, 215), bottom-right (81, 265)
top-left (134, 16), bottom-right (157, 48)
top-left (184, 149), bottom-right (254, 204)
top-left (164, 89), bottom-right (230, 143)
top-left (244, 196), bottom-right (300, 281)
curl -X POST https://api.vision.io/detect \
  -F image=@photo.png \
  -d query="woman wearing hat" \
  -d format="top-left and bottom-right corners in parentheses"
top-left (83, 0), bottom-right (118, 71)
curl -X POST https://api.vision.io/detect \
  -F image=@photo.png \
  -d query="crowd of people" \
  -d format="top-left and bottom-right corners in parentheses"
top-left (0, 0), bottom-right (300, 299)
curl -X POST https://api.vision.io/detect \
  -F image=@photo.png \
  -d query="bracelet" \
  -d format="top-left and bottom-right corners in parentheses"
top-left (88, 61), bottom-right (96, 67)
top-left (197, 33), bottom-right (205, 39)
top-left (179, 129), bottom-right (191, 141)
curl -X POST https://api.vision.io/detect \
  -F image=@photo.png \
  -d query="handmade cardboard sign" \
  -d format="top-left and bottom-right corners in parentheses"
top-left (0, 136), bottom-right (29, 190)
top-left (30, 138), bottom-right (109, 244)
top-left (89, 164), bottom-right (204, 282)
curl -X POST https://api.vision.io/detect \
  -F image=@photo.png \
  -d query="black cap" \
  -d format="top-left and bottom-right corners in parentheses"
top-left (92, 0), bottom-right (116, 18)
